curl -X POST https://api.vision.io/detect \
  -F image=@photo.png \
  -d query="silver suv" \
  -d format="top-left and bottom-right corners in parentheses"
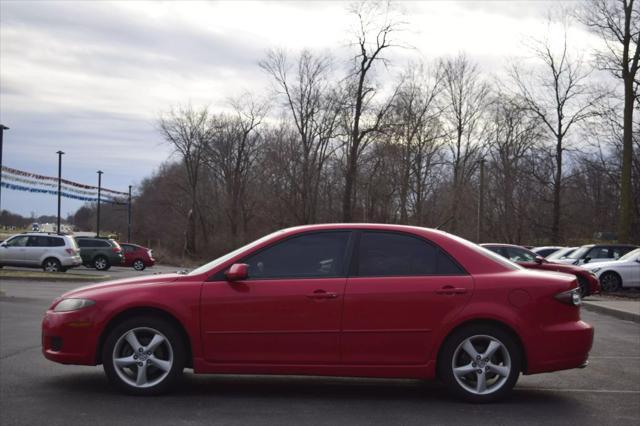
top-left (0, 233), bottom-right (82, 272)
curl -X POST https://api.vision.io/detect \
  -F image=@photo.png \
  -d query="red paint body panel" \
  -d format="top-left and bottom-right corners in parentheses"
top-left (121, 244), bottom-right (156, 268)
top-left (42, 224), bottom-right (593, 383)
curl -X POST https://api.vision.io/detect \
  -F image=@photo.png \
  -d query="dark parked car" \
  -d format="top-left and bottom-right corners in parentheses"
top-left (75, 237), bottom-right (124, 271)
top-left (121, 243), bottom-right (155, 271)
top-left (481, 243), bottom-right (600, 297)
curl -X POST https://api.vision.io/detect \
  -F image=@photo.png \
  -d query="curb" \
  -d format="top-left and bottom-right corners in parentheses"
top-left (582, 302), bottom-right (640, 323)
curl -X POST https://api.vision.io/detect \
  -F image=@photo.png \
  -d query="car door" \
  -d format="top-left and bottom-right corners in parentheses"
top-left (200, 231), bottom-right (352, 364)
top-left (342, 231), bottom-right (473, 365)
top-left (0, 235), bottom-right (30, 265)
top-left (585, 246), bottom-right (610, 264)
top-left (23, 235), bottom-right (49, 266)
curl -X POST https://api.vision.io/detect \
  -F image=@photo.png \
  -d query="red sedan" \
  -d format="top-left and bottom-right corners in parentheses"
top-left (120, 243), bottom-right (155, 271)
top-left (481, 244), bottom-right (600, 297)
top-left (42, 224), bottom-right (593, 402)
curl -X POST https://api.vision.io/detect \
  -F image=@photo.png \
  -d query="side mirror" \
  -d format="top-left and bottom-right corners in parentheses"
top-left (583, 256), bottom-right (591, 264)
top-left (225, 263), bottom-right (248, 282)
top-left (534, 256), bottom-right (544, 264)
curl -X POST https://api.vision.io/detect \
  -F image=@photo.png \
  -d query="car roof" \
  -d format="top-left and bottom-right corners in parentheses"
top-left (479, 243), bottom-right (525, 248)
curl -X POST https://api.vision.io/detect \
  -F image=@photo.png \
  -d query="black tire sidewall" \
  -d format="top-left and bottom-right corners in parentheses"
top-left (438, 324), bottom-right (522, 403)
top-left (102, 316), bottom-right (186, 395)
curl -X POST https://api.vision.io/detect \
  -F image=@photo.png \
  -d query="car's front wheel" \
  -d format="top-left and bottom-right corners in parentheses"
top-left (438, 325), bottom-right (521, 403)
top-left (600, 271), bottom-right (622, 292)
top-left (133, 259), bottom-right (146, 271)
top-left (102, 316), bottom-right (186, 395)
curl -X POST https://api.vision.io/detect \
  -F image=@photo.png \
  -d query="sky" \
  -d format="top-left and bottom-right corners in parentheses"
top-left (0, 0), bottom-right (602, 217)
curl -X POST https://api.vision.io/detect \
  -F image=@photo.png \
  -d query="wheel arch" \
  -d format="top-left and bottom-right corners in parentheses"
top-left (600, 269), bottom-right (622, 285)
top-left (41, 256), bottom-right (62, 267)
top-left (96, 306), bottom-right (193, 368)
top-left (435, 318), bottom-right (528, 375)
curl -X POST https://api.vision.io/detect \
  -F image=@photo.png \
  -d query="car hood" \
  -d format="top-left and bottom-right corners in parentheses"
top-left (59, 273), bottom-right (182, 299)
top-left (536, 262), bottom-right (585, 273)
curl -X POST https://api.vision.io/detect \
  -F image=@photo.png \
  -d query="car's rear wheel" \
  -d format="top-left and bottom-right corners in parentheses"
top-left (42, 258), bottom-right (62, 273)
top-left (600, 272), bottom-right (622, 292)
top-left (94, 256), bottom-right (110, 271)
top-left (438, 325), bottom-right (521, 403)
top-left (133, 259), bottom-right (146, 271)
top-left (102, 317), bottom-right (185, 395)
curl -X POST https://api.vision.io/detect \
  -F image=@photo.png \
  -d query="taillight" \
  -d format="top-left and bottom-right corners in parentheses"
top-left (112, 247), bottom-right (122, 253)
top-left (555, 288), bottom-right (582, 306)
top-left (65, 248), bottom-right (74, 255)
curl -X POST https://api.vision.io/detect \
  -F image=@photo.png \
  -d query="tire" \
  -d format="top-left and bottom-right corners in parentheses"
top-left (133, 260), bottom-right (146, 271)
top-left (42, 258), bottom-right (62, 273)
top-left (94, 256), bottom-right (110, 271)
top-left (577, 276), bottom-right (591, 298)
top-left (438, 324), bottom-right (522, 403)
top-left (102, 316), bottom-right (186, 395)
top-left (600, 271), bottom-right (622, 292)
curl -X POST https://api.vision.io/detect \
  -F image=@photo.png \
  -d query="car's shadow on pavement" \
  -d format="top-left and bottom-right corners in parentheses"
top-left (43, 370), bottom-right (578, 408)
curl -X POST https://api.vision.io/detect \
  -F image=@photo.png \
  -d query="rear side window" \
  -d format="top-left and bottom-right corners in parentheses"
top-left (355, 232), bottom-right (465, 277)
top-left (48, 237), bottom-right (65, 247)
top-left (242, 232), bottom-right (350, 279)
top-left (27, 236), bottom-right (49, 247)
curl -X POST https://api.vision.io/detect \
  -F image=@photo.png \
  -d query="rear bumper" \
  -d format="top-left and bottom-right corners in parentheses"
top-left (526, 320), bottom-right (594, 374)
top-left (42, 309), bottom-right (99, 365)
top-left (60, 255), bottom-right (83, 267)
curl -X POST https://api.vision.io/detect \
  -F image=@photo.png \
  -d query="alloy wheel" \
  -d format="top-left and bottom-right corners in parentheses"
top-left (133, 260), bottom-right (145, 271)
top-left (43, 259), bottom-right (60, 272)
top-left (112, 327), bottom-right (174, 389)
top-left (95, 257), bottom-right (108, 270)
top-left (451, 335), bottom-right (512, 395)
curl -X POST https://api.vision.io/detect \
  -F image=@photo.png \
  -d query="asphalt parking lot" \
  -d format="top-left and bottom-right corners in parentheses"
top-left (1, 274), bottom-right (639, 426)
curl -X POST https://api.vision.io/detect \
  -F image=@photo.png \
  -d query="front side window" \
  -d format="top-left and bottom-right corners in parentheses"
top-left (587, 247), bottom-right (609, 259)
top-left (355, 232), bottom-right (465, 277)
top-left (242, 232), bottom-right (350, 279)
top-left (5, 236), bottom-right (29, 247)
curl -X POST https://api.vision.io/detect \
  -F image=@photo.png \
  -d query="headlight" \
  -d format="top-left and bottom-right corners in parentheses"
top-left (53, 298), bottom-right (95, 312)
top-left (555, 288), bottom-right (582, 306)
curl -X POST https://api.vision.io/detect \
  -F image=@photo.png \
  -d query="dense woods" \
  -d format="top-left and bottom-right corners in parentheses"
top-left (72, 1), bottom-right (640, 261)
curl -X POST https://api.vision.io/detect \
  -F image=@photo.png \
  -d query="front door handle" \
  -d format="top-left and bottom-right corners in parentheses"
top-left (436, 285), bottom-right (468, 295)
top-left (306, 289), bottom-right (338, 300)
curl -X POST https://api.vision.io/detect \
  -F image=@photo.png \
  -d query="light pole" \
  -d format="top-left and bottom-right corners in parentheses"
top-left (56, 151), bottom-right (64, 234)
top-left (96, 170), bottom-right (103, 237)
top-left (127, 185), bottom-right (132, 242)
top-left (0, 124), bottom-right (10, 214)
top-left (477, 158), bottom-right (486, 243)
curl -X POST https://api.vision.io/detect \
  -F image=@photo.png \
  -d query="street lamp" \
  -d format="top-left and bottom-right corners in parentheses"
top-left (96, 170), bottom-right (103, 237)
top-left (56, 151), bottom-right (65, 234)
top-left (127, 185), bottom-right (132, 242)
top-left (0, 124), bottom-right (10, 213)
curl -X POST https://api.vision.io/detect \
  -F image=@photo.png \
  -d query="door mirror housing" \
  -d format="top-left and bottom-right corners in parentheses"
top-left (583, 256), bottom-right (591, 264)
top-left (225, 263), bottom-right (248, 281)
top-left (534, 256), bottom-right (544, 264)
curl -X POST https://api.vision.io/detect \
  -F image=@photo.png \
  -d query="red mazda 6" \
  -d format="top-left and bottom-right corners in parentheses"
top-left (42, 224), bottom-right (593, 402)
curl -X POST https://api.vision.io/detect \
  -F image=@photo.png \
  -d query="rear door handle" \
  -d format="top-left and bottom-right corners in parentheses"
top-left (436, 286), bottom-right (468, 295)
top-left (306, 290), bottom-right (338, 300)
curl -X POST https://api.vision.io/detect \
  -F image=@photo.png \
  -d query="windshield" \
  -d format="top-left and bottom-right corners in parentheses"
top-left (619, 248), bottom-right (640, 261)
top-left (547, 247), bottom-right (576, 260)
top-left (566, 246), bottom-right (590, 259)
top-left (188, 230), bottom-right (285, 276)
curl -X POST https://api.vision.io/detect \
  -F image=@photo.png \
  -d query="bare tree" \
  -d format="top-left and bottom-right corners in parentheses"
top-left (341, 1), bottom-right (403, 222)
top-left (441, 54), bottom-right (490, 233)
top-left (204, 95), bottom-right (267, 246)
top-left (510, 27), bottom-right (606, 243)
top-left (579, 0), bottom-right (639, 242)
top-left (158, 105), bottom-right (211, 256)
top-left (259, 49), bottom-right (340, 223)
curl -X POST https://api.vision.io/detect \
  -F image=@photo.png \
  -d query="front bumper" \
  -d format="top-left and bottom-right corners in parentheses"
top-left (526, 320), bottom-right (594, 374)
top-left (42, 308), bottom-right (100, 365)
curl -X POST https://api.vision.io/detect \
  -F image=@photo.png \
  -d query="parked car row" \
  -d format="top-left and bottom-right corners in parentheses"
top-left (483, 243), bottom-right (639, 294)
top-left (0, 232), bottom-right (155, 272)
